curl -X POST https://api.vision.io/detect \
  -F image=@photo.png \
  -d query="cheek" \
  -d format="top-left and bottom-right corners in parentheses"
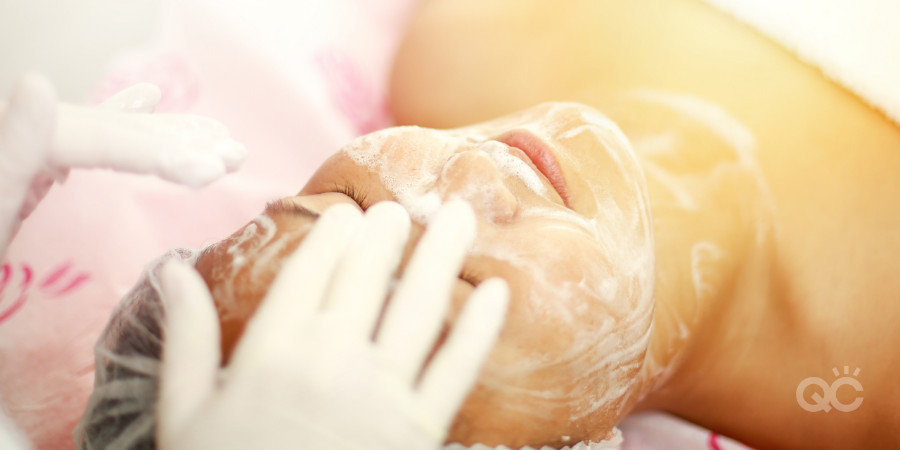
top-left (196, 247), bottom-right (273, 363)
top-left (452, 225), bottom-right (654, 439)
top-left (196, 216), bottom-right (309, 363)
top-left (468, 230), bottom-right (612, 368)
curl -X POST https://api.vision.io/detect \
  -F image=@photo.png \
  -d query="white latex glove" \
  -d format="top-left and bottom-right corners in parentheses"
top-left (0, 74), bottom-right (247, 256)
top-left (157, 200), bottom-right (509, 450)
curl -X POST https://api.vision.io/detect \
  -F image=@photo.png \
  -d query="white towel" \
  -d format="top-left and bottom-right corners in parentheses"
top-left (703, 0), bottom-right (900, 126)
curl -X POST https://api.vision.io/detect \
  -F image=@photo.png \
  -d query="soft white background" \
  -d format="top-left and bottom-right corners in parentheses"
top-left (0, 0), bottom-right (161, 101)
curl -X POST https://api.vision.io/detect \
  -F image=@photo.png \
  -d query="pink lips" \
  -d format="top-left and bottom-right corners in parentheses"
top-left (495, 129), bottom-right (571, 208)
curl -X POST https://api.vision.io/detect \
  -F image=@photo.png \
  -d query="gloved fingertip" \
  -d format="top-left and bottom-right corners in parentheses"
top-left (158, 261), bottom-right (192, 307)
top-left (101, 83), bottom-right (162, 113)
top-left (12, 73), bottom-right (56, 105)
top-left (440, 199), bottom-right (476, 223)
top-left (470, 278), bottom-right (510, 324)
top-left (433, 199), bottom-right (477, 248)
top-left (157, 260), bottom-right (221, 350)
top-left (161, 152), bottom-right (228, 188)
top-left (475, 277), bottom-right (510, 302)
top-left (0, 74), bottom-right (57, 183)
top-left (320, 201), bottom-right (365, 224)
top-left (129, 82), bottom-right (163, 107)
top-left (216, 140), bottom-right (248, 172)
top-left (156, 259), bottom-right (220, 444)
top-left (5, 73), bottom-right (57, 133)
top-left (365, 201), bottom-right (411, 240)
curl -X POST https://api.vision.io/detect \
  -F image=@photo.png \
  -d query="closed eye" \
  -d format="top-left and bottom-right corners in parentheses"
top-left (332, 184), bottom-right (370, 209)
top-left (264, 198), bottom-right (319, 220)
top-left (459, 267), bottom-right (483, 287)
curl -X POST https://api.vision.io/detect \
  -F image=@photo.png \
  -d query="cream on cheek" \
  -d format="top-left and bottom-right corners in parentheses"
top-left (469, 103), bottom-right (655, 383)
top-left (207, 197), bottom-right (356, 322)
top-left (472, 205), bottom-right (654, 421)
top-left (340, 127), bottom-right (553, 223)
top-left (343, 104), bottom-right (656, 425)
top-left (235, 198), bottom-right (361, 286)
top-left (435, 151), bottom-right (518, 222)
top-left (204, 213), bottom-right (283, 322)
top-left (341, 129), bottom-right (447, 221)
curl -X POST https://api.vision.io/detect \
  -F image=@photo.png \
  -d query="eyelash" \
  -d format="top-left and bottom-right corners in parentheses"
top-left (335, 184), bottom-right (369, 208)
top-left (459, 267), bottom-right (482, 286)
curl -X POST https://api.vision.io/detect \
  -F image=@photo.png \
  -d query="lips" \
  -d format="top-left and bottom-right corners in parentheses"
top-left (495, 129), bottom-right (571, 207)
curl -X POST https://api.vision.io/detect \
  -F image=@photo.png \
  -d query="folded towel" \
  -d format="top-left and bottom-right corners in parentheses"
top-left (704, 0), bottom-right (900, 125)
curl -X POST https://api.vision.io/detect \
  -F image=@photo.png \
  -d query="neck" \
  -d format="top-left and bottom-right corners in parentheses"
top-left (637, 223), bottom-right (777, 401)
top-left (593, 92), bottom-right (780, 411)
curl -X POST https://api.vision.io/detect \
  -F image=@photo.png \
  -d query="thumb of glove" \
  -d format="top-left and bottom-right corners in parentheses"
top-left (0, 73), bottom-right (57, 255)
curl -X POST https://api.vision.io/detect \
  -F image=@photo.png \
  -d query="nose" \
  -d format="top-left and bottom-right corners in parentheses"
top-left (435, 150), bottom-right (518, 223)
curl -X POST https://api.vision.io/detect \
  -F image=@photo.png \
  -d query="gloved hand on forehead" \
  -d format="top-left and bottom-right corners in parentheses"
top-left (156, 200), bottom-right (509, 450)
top-left (0, 73), bottom-right (246, 256)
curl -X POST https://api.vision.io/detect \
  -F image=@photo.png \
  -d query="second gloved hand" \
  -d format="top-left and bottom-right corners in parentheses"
top-left (0, 74), bottom-right (247, 257)
top-left (157, 200), bottom-right (509, 450)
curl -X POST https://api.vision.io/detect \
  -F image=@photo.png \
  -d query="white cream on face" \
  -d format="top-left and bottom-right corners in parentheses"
top-left (479, 140), bottom-right (548, 196)
top-left (470, 105), bottom-right (655, 420)
top-left (342, 126), bottom-right (553, 223)
top-left (207, 213), bottom-right (304, 323)
top-left (203, 214), bottom-right (277, 319)
top-left (339, 103), bottom-right (657, 423)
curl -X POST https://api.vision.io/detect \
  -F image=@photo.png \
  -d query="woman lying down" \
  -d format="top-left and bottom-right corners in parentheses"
top-left (79, 0), bottom-right (900, 446)
top-left (77, 95), bottom-right (829, 449)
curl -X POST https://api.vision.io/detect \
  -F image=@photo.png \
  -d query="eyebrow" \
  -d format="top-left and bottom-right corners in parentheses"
top-left (264, 199), bottom-right (320, 220)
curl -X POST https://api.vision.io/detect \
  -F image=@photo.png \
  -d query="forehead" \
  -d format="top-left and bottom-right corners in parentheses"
top-left (212, 200), bottom-right (318, 274)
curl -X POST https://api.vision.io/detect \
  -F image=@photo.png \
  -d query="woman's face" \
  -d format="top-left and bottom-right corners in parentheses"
top-left (197, 102), bottom-right (656, 447)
